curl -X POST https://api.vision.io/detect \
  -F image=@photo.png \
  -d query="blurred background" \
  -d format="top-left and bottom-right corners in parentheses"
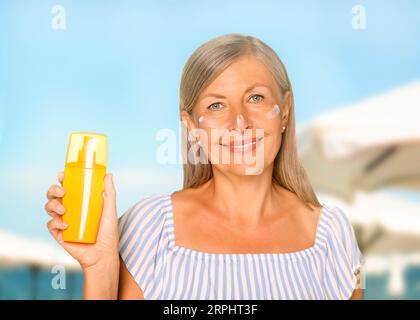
top-left (0, 0), bottom-right (419, 299)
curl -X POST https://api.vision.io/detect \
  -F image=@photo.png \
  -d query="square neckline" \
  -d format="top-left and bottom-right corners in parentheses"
top-left (165, 194), bottom-right (327, 261)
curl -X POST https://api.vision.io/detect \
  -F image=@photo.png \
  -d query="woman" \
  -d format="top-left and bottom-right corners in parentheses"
top-left (44, 34), bottom-right (363, 300)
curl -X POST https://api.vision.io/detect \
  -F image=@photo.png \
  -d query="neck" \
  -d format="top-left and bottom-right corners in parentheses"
top-left (204, 164), bottom-right (286, 226)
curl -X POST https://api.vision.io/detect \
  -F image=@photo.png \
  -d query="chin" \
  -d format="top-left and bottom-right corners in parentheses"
top-left (214, 162), bottom-right (267, 176)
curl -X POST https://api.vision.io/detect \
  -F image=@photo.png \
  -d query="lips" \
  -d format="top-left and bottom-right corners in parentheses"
top-left (220, 136), bottom-right (263, 152)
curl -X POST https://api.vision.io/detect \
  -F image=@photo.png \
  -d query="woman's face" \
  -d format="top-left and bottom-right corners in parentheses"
top-left (183, 55), bottom-right (290, 176)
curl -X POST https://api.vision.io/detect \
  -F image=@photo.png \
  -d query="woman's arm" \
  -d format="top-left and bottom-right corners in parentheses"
top-left (82, 255), bottom-right (145, 300)
top-left (350, 289), bottom-right (363, 300)
top-left (350, 270), bottom-right (364, 300)
top-left (118, 256), bottom-right (145, 299)
top-left (82, 256), bottom-right (120, 299)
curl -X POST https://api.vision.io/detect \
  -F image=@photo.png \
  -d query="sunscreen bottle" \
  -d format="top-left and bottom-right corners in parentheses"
top-left (62, 132), bottom-right (107, 244)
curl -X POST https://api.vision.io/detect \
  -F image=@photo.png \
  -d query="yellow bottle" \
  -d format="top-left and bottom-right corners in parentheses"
top-left (62, 132), bottom-right (107, 244)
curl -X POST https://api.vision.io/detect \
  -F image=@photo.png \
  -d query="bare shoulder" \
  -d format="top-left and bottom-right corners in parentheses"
top-left (171, 188), bottom-right (202, 211)
top-left (275, 186), bottom-right (323, 239)
top-left (170, 186), bottom-right (208, 222)
top-left (171, 187), bottom-right (196, 203)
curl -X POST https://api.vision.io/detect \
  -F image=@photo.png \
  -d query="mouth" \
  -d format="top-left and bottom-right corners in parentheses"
top-left (220, 136), bottom-right (263, 153)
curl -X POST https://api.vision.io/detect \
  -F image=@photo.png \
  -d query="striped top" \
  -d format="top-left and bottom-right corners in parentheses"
top-left (118, 194), bottom-right (363, 300)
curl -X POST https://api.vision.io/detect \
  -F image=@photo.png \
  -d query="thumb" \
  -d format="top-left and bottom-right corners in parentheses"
top-left (102, 173), bottom-right (117, 216)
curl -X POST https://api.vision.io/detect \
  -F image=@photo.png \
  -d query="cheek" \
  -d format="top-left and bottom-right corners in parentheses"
top-left (197, 127), bottom-right (221, 159)
top-left (201, 127), bottom-right (220, 146)
top-left (262, 123), bottom-right (283, 161)
top-left (256, 113), bottom-right (282, 140)
top-left (264, 133), bottom-right (281, 158)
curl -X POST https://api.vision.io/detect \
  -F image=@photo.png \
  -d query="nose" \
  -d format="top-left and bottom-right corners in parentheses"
top-left (231, 112), bottom-right (252, 133)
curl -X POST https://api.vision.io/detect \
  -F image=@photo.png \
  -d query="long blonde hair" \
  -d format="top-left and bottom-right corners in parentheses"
top-left (179, 33), bottom-right (321, 208)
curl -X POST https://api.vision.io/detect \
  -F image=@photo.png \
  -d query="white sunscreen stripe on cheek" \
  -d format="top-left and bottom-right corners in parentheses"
top-left (266, 104), bottom-right (281, 119)
top-left (198, 116), bottom-right (204, 124)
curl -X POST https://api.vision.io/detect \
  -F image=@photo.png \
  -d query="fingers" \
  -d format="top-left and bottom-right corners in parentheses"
top-left (57, 171), bottom-right (64, 185)
top-left (47, 223), bottom-right (65, 244)
top-left (44, 198), bottom-right (66, 217)
top-left (104, 173), bottom-right (116, 197)
top-left (102, 173), bottom-right (117, 217)
top-left (47, 216), bottom-right (68, 243)
top-left (47, 216), bottom-right (68, 230)
top-left (46, 184), bottom-right (65, 200)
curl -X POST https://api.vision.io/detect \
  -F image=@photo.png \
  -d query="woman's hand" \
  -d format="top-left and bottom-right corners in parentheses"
top-left (44, 171), bottom-right (120, 271)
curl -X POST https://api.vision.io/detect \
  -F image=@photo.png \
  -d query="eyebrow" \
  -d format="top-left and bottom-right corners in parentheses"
top-left (200, 82), bottom-right (273, 99)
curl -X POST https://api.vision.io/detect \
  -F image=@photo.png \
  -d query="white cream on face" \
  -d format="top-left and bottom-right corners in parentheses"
top-left (266, 104), bottom-right (281, 119)
top-left (236, 114), bottom-right (245, 128)
top-left (198, 115), bottom-right (205, 124)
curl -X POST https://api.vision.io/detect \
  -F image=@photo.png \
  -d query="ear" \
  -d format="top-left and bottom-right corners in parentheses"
top-left (281, 91), bottom-right (292, 126)
top-left (181, 110), bottom-right (197, 133)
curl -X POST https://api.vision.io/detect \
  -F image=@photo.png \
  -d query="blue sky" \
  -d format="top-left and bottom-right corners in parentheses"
top-left (0, 0), bottom-right (419, 240)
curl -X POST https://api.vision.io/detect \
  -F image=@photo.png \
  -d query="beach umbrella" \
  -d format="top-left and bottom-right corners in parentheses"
top-left (0, 230), bottom-right (80, 271)
top-left (318, 191), bottom-right (420, 254)
top-left (319, 191), bottom-right (420, 297)
top-left (298, 81), bottom-right (420, 202)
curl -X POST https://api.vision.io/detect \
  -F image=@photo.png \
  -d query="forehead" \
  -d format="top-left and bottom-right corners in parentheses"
top-left (202, 55), bottom-right (277, 94)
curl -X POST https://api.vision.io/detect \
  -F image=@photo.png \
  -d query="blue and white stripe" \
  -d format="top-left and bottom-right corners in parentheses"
top-left (119, 194), bottom-right (363, 300)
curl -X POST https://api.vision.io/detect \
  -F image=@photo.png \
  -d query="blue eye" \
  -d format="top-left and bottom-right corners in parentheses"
top-left (249, 94), bottom-right (264, 103)
top-left (207, 102), bottom-right (224, 111)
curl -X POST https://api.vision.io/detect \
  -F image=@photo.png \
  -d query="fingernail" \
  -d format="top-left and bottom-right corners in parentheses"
top-left (62, 222), bottom-right (68, 228)
top-left (58, 206), bottom-right (65, 214)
